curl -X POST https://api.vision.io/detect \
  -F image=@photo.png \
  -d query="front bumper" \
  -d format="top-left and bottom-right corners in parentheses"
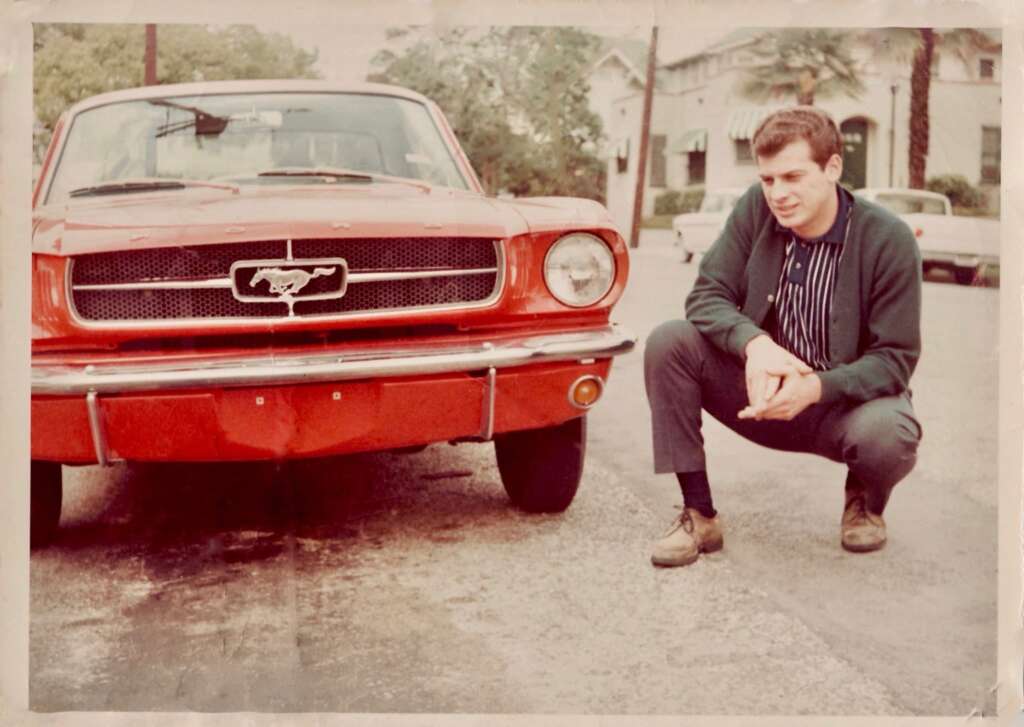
top-left (32, 325), bottom-right (635, 464)
top-left (33, 325), bottom-right (635, 395)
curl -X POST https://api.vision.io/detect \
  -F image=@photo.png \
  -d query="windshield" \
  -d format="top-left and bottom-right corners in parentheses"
top-left (873, 193), bottom-right (948, 215)
top-left (46, 92), bottom-right (470, 203)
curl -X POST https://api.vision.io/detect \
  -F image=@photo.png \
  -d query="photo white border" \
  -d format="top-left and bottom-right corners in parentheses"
top-left (2, 0), bottom-right (1020, 724)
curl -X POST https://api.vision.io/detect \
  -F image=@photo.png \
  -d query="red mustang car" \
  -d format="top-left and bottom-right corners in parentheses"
top-left (30, 80), bottom-right (634, 545)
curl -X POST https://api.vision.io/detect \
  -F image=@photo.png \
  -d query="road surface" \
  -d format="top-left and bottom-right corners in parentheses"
top-left (29, 230), bottom-right (998, 716)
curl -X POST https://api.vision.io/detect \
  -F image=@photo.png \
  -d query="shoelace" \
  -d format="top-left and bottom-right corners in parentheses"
top-left (680, 509), bottom-right (695, 533)
top-left (665, 509), bottom-right (695, 536)
top-left (845, 494), bottom-right (881, 525)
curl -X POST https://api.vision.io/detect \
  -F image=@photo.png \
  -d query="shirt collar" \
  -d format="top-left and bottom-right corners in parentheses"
top-left (774, 185), bottom-right (853, 245)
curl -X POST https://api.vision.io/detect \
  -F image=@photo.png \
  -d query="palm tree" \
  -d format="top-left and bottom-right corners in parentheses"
top-left (859, 28), bottom-right (999, 188)
top-left (907, 29), bottom-right (935, 189)
top-left (739, 29), bottom-right (865, 106)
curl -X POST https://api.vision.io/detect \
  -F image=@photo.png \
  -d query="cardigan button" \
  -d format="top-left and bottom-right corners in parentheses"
top-left (767, 294), bottom-right (775, 303)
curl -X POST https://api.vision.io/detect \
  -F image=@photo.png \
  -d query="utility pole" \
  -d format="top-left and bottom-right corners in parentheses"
top-left (888, 80), bottom-right (897, 187)
top-left (145, 24), bottom-right (157, 85)
top-left (629, 25), bottom-right (658, 249)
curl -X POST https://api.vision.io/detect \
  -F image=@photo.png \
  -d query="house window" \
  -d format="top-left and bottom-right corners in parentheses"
top-left (979, 58), bottom-right (995, 80)
top-left (734, 139), bottom-right (753, 164)
top-left (688, 151), bottom-right (706, 184)
top-left (650, 134), bottom-right (667, 187)
top-left (981, 126), bottom-right (1000, 183)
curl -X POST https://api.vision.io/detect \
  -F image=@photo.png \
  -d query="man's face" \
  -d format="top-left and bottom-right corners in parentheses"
top-left (756, 138), bottom-right (842, 238)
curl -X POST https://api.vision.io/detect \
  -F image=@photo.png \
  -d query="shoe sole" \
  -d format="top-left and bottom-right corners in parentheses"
top-left (651, 552), bottom-right (699, 567)
top-left (651, 538), bottom-right (723, 567)
top-left (841, 539), bottom-right (886, 553)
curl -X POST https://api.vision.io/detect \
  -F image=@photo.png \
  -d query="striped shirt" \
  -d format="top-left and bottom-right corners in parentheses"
top-left (772, 187), bottom-right (853, 371)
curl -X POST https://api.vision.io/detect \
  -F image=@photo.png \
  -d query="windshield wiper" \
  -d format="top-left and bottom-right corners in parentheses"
top-left (69, 177), bottom-right (239, 198)
top-left (254, 167), bottom-right (431, 192)
top-left (256, 167), bottom-right (375, 182)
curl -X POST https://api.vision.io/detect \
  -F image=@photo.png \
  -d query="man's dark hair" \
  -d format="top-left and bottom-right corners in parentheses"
top-left (751, 106), bottom-right (843, 168)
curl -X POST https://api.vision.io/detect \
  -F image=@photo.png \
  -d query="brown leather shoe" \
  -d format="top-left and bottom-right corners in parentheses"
top-left (841, 492), bottom-right (887, 552)
top-left (651, 508), bottom-right (723, 567)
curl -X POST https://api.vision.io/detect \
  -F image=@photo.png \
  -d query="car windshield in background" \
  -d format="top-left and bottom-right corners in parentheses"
top-left (46, 92), bottom-right (469, 203)
top-left (873, 194), bottom-right (948, 215)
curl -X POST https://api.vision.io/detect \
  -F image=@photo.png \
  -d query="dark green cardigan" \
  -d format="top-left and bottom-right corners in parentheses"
top-left (685, 183), bottom-right (922, 405)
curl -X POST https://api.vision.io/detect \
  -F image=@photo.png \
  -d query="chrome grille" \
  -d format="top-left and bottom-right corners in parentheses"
top-left (71, 240), bottom-right (285, 285)
top-left (74, 288), bottom-right (290, 321)
top-left (69, 238), bottom-right (501, 323)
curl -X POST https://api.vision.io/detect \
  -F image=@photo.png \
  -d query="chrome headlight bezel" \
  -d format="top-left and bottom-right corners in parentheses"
top-left (542, 233), bottom-right (616, 308)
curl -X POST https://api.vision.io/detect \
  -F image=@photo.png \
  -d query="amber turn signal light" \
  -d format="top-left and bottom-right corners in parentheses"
top-left (568, 375), bottom-right (604, 409)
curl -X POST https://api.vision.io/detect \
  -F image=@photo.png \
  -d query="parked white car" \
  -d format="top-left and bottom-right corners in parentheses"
top-left (672, 188), bottom-right (746, 263)
top-left (856, 187), bottom-right (1000, 285)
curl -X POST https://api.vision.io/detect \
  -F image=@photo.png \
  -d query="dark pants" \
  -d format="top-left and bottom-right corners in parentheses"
top-left (643, 320), bottom-right (921, 514)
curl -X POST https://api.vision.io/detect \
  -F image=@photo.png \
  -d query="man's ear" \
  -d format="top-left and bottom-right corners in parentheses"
top-left (824, 153), bottom-right (843, 183)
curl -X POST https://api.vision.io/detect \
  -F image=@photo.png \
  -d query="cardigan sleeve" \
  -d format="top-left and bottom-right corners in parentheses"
top-left (685, 185), bottom-right (768, 360)
top-left (816, 220), bottom-right (922, 404)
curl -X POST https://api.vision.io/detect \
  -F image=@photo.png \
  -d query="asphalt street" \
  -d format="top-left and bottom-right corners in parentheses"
top-left (29, 229), bottom-right (999, 716)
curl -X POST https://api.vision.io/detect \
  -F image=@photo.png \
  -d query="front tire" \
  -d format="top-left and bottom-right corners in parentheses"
top-left (494, 416), bottom-right (586, 513)
top-left (31, 461), bottom-right (62, 547)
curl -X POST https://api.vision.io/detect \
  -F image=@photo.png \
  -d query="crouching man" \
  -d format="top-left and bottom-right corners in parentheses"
top-left (644, 106), bottom-right (922, 567)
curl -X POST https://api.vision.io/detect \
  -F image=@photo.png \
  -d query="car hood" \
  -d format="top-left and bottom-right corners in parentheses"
top-left (33, 184), bottom-right (619, 256)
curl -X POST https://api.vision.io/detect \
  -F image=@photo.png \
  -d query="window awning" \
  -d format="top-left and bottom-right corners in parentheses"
top-left (727, 108), bottom-right (776, 141)
top-left (669, 128), bottom-right (707, 154)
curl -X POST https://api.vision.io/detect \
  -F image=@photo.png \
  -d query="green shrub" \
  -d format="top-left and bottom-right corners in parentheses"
top-left (680, 185), bottom-right (706, 213)
top-left (925, 175), bottom-right (987, 211)
top-left (654, 190), bottom-right (685, 215)
top-left (653, 185), bottom-right (706, 215)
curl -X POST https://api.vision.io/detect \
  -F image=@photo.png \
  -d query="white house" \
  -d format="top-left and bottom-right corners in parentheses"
top-left (591, 29), bottom-right (1003, 234)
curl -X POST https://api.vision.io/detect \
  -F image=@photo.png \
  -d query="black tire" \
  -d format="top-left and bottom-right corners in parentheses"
top-left (31, 461), bottom-right (62, 547)
top-left (953, 266), bottom-right (977, 286)
top-left (494, 416), bottom-right (586, 513)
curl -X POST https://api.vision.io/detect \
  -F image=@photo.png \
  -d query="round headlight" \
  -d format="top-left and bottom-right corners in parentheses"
top-left (543, 233), bottom-right (615, 307)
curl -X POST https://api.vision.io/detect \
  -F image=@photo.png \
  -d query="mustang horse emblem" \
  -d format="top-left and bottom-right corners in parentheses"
top-left (250, 266), bottom-right (336, 297)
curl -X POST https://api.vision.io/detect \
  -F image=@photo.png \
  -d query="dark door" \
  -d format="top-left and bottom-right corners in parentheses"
top-left (840, 118), bottom-right (868, 189)
top-left (687, 151), bottom-right (706, 184)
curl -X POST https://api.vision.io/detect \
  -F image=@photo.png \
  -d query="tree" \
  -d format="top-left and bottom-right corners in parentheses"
top-left (907, 29), bottom-right (935, 189)
top-left (739, 29), bottom-right (865, 106)
top-left (859, 28), bottom-right (998, 188)
top-left (33, 24), bottom-right (319, 154)
top-left (369, 26), bottom-right (606, 200)
top-left (368, 28), bottom-right (525, 194)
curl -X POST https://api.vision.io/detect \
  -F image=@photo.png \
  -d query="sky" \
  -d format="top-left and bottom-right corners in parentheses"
top-left (260, 22), bottom-right (718, 83)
